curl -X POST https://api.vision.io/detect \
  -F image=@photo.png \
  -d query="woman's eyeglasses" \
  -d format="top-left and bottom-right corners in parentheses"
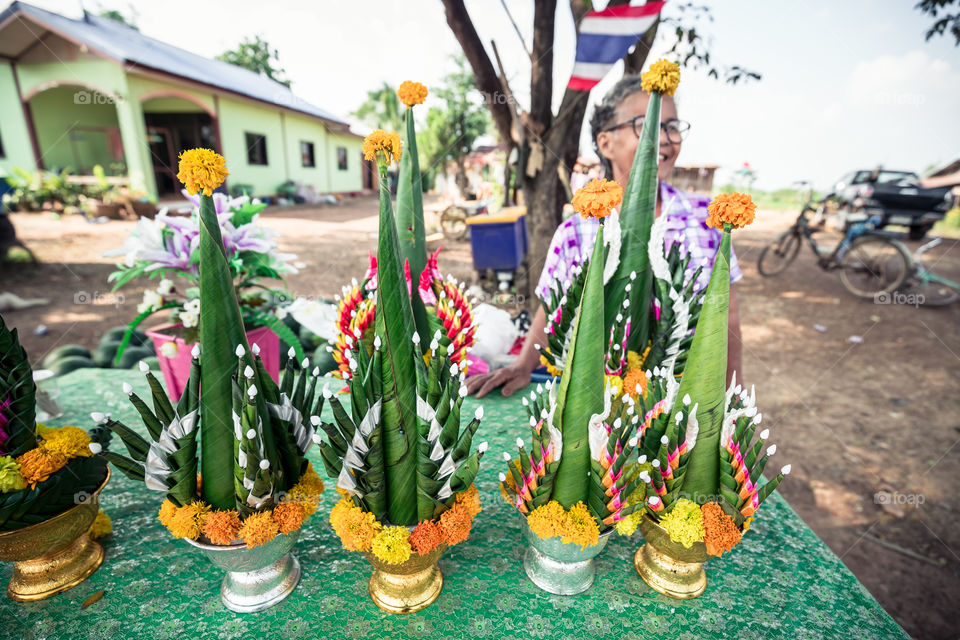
top-left (604, 116), bottom-right (691, 143)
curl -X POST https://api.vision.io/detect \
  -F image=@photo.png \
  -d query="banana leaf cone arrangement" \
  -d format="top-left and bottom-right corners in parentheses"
top-left (631, 191), bottom-right (791, 599)
top-left (500, 183), bottom-right (650, 596)
top-left (538, 59), bottom-right (704, 398)
top-left (319, 86), bottom-right (486, 615)
top-left (0, 315), bottom-right (112, 601)
top-left (96, 149), bottom-right (326, 613)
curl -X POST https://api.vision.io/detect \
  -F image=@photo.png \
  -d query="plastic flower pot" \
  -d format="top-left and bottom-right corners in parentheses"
top-left (146, 324), bottom-right (279, 401)
top-left (183, 529), bottom-right (301, 613)
top-left (520, 516), bottom-right (612, 595)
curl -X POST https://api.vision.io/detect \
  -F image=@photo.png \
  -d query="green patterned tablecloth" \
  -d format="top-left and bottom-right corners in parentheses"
top-left (1, 370), bottom-right (906, 640)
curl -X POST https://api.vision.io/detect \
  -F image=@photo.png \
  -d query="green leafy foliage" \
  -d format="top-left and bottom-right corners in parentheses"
top-left (0, 315), bottom-right (37, 458)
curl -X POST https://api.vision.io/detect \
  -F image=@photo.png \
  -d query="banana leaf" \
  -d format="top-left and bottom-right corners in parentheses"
top-left (0, 315), bottom-right (37, 458)
top-left (605, 92), bottom-right (661, 354)
top-left (197, 193), bottom-right (254, 509)
top-left (396, 107), bottom-right (430, 340)
top-left (552, 224), bottom-right (607, 508)
top-left (673, 231), bottom-right (731, 498)
top-left (373, 171), bottom-right (420, 526)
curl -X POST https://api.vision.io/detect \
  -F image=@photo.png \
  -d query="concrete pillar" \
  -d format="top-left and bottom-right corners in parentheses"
top-left (113, 78), bottom-right (157, 199)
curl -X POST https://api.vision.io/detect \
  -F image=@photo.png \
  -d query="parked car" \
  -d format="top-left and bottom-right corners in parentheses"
top-left (825, 169), bottom-right (953, 239)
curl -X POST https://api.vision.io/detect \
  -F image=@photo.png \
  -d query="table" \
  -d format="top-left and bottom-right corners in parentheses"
top-left (1, 370), bottom-right (907, 640)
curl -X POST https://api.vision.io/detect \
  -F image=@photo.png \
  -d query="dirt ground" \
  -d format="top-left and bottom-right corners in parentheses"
top-left (3, 197), bottom-right (959, 639)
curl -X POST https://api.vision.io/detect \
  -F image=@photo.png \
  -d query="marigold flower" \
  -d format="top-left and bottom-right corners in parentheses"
top-left (626, 349), bottom-right (645, 371)
top-left (16, 448), bottom-right (67, 488)
top-left (707, 192), bottom-right (757, 230)
top-left (623, 368), bottom-right (648, 399)
top-left (539, 354), bottom-right (562, 378)
top-left (409, 519), bottom-right (444, 555)
top-left (439, 502), bottom-right (473, 546)
top-left (371, 526), bottom-right (413, 565)
top-left (201, 509), bottom-right (241, 545)
top-left (362, 130), bottom-right (402, 167)
top-left (572, 179), bottom-right (623, 220)
top-left (87, 509), bottom-right (112, 540)
top-left (527, 501), bottom-right (568, 541)
top-left (701, 501), bottom-right (742, 556)
top-left (0, 455), bottom-right (25, 493)
top-left (286, 464), bottom-right (324, 517)
top-left (640, 58), bottom-right (681, 97)
top-left (158, 499), bottom-right (178, 528)
top-left (561, 501), bottom-right (600, 549)
top-left (272, 501), bottom-right (306, 534)
top-left (660, 498), bottom-right (704, 548)
top-left (167, 500), bottom-right (210, 540)
top-left (176, 148), bottom-right (229, 196)
top-left (330, 498), bottom-right (381, 552)
top-left (397, 81), bottom-right (428, 107)
top-left (39, 426), bottom-right (92, 460)
top-left (455, 484), bottom-right (482, 518)
top-left (605, 374), bottom-right (624, 398)
top-left (239, 510), bottom-right (280, 549)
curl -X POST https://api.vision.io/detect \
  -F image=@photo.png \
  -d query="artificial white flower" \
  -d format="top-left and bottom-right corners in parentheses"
top-left (157, 278), bottom-right (175, 295)
top-left (159, 342), bottom-right (179, 358)
top-left (137, 289), bottom-right (163, 314)
top-left (180, 311), bottom-right (199, 328)
top-left (183, 298), bottom-right (200, 313)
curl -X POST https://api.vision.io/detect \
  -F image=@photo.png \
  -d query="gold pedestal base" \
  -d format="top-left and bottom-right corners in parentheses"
top-left (8, 534), bottom-right (104, 602)
top-left (634, 543), bottom-right (706, 599)
top-left (365, 545), bottom-right (445, 614)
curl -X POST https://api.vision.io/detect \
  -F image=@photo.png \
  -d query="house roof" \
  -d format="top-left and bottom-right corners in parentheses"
top-left (0, 1), bottom-right (354, 132)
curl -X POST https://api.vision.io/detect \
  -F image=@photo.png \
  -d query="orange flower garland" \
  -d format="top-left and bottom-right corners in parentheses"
top-left (202, 510), bottom-right (242, 545)
top-left (701, 501), bottom-right (743, 556)
top-left (623, 368), bottom-right (648, 399)
top-left (409, 520), bottom-right (444, 555)
top-left (238, 511), bottom-right (279, 549)
top-left (330, 498), bottom-right (381, 552)
top-left (526, 500), bottom-right (601, 549)
top-left (572, 179), bottom-right (623, 220)
top-left (16, 448), bottom-right (67, 488)
top-left (707, 192), bottom-right (757, 230)
top-left (438, 502), bottom-right (473, 546)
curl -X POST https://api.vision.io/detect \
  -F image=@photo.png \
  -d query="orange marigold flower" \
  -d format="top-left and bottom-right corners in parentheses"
top-left (201, 509), bottom-right (241, 545)
top-left (158, 500), bottom-right (178, 528)
top-left (640, 58), bottom-right (681, 97)
top-left (527, 501), bottom-right (567, 541)
top-left (701, 501), bottom-right (742, 557)
top-left (572, 178), bottom-right (623, 220)
top-left (438, 502), bottom-right (472, 546)
top-left (362, 130), bottom-right (402, 167)
top-left (272, 501), bottom-right (306, 535)
top-left (397, 81), bottom-right (428, 107)
top-left (455, 484), bottom-right (482, 518)
top-left (623, 368), bottom-right (648, 399)
top-left (329, 498), bottom-right (381, 552)
top-left (16, 448), bottom-right (67, 488)
top-left (707, 192), bottom-right (757, 230)
top-left (176, 148), bottom-right (228, 196)
top-left (239, 510), bottom-right (280, 549)
top-left (409, 519), bottom-right (444, 555)
top-left (167, 500), bottom-right (210, 540)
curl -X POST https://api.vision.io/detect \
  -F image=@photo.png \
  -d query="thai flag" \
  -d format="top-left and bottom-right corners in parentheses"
top-left (568, 2), bottom-right (666, 91)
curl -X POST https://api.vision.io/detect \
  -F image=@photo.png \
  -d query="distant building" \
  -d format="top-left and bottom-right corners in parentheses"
top-left (0, 2), bottom-right (365, 199)
top-left (671, 165), bottom-right (718, 194)
top-left (923, 157), bottom-right (960, 191)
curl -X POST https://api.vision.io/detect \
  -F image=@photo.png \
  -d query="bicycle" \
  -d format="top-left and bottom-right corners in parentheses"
top-left (898, 237), bottom-right (960, 306)
top-left (757, 202), bottom-right (912, 300)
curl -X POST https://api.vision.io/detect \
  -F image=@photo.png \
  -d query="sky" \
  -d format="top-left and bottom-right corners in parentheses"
top-left (11, 0), bottom-right (960, 190)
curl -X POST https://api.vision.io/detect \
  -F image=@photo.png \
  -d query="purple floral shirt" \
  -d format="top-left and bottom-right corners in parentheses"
top-left (536, 182), bottom-right (742, 302)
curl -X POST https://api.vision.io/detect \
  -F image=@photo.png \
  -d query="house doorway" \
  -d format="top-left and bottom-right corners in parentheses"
top-left (141, 94), bottom-right (219, 196)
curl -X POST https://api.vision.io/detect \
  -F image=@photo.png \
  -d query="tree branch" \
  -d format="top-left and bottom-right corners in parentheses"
top-left (529, 0), bottom-right (557, 130)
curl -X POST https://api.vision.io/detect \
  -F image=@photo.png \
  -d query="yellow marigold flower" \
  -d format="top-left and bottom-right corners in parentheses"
top-left (39, 426), bottom-right (92, 459)
top-left (438, 502), bottom-right (473, 546)
top-left (455, 484), bottom-right (482, 518)
top-left (640, 58), bottom-right (681, 97)
top-left (167, 500), bottom-right (210, 540)
top-left (285, 464), bottom-right (324, 517)
top-left (272, 501), bottom-right (306, 535)
top-left (605, 374), bottom-right (624, 398)
top-left (539, 354), bottom-right (562, 378)
top-left (158, 499), bottom-right (178, 528)
top-left (409, 519), bottom-right (444, 555)
top-left (0, 455), bottom-right (25, 493)
top-left (239, 510), bottom-right (280, 549)
top-left (362, 130), bottom-right (402, 167)
top-left (397, 80), bottom-right (428, 107)
top-left (572, 178), bottom-right (623, 220)
top-left (660, 498), bottom-right (704, 548)
top-left (707, 192), bottom-right (757, 230)
top-left (16, 448), bottom-right (67, 488)
top-left (87, 509), bottom-right (112, 540)
top-left (613, 490), bottom-right (647, 536)
top-left (623, 368), bottom-right (647, 399)
top-left (371, 526), bottom-right (413, 565)
top-left (201, 509), bottom-right (241, 545)
top-left (561, 501), bottom-right (600, 549)
top-left (330, 498), bottom-right (381, 552)
top-left (527, 501), bottom-right (568, 541)
top-left (626, 350), bottom-right (644, 371)
top-left (176, 148), bottom-right (229, 196)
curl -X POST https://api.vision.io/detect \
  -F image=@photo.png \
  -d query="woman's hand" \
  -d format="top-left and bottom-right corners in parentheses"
top-left (465, 365), bottom-right (532, 398)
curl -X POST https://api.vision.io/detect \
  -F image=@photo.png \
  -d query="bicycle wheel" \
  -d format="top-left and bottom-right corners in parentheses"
top-left (441, 206), bottom-right (469, 240)
top-left (757, 231), bottom-right (802, 276)
top-left (838, 236), bottom-right (911, 299)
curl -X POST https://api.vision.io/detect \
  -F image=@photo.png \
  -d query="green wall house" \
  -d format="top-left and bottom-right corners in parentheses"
top-left (0, 2), bottom-right (371, 200)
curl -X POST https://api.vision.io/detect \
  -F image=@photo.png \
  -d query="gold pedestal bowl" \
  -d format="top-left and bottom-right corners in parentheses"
top-left (364, 544), bottom-right (446, 614)
top-left (634, 513), bottom-right (709, 599)
top-left (0, 468), bottom-right (110, 602)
